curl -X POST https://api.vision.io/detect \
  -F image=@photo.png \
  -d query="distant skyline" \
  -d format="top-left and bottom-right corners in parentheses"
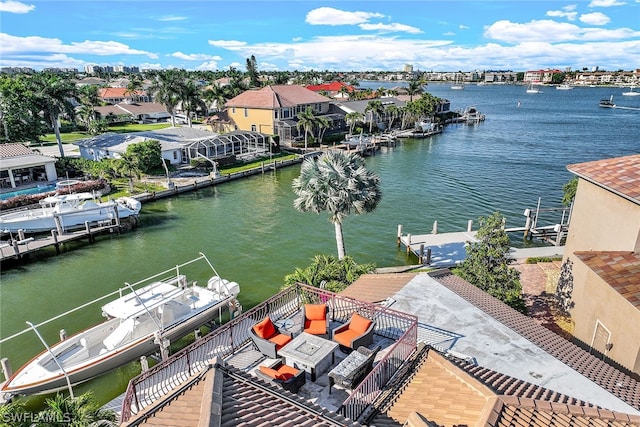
top-left (1, 0), bottom-right (639, 73)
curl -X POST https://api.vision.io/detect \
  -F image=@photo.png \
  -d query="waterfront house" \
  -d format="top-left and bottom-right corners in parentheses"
top-left (119, 271), bottom-right (640, 426)
top-left (0, 144), bottom-right (57, 188)
top-left (306, 81), bottom-right (356, 99)
top-left (561, 154), bottom-right (640, 374)
top-left (74, 127), bottom-right (271, 166)
top-left (93, 102), bottom-right (170, 124)
top-left (224, 85), bottom-right (342, 144)
top-left (98, 87), bottom-right (151, 104)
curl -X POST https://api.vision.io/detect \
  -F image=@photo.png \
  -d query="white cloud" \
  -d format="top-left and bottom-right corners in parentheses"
top-left (171, 52), bottom-right (222, 61)
top-left (359, 22), bottom-right (422, 34)
top-left (483, 19), bottom-right (639, 43)
top-left (195, 60), bottom-right (219, 71)
top-left (443, 31), bottom-right (455, 36)
top-left (292, 37), bottom-right (302, 42)
top-left (546, 10), bottom-right (578, 20)
top-left (459, 25), bottom-right (469, 30)
top-left (208, 40), bottom-right (247, 49)
top-left (589, 0), bottom-right (626, 6)
top-left (0, 33), bottom-right (158, 58)
top-left (158, 15), bottom-right (187, 22)
top-left (579, 12), bottom-right (611, 25)
top-left (0, 0), bottom-right (34, 13)
top-left (306, 7), bottom-right (384, 25)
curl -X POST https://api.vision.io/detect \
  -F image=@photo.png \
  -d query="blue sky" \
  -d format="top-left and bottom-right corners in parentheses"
top-left (1, 0), bottom-right (639, 72)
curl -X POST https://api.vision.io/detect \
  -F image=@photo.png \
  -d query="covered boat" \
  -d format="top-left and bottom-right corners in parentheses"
top-left (0, 253), bottom-right (241, 396)
top-left (0, 192), bottom-right (141, 233)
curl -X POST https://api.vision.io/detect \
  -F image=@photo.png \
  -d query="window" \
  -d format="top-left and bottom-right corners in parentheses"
top-left (251, 124), bottom-right (256, 131)
top-left (173, 151), bottom-right (177, 160)
top-left (232, 107), bottom-right (236, 114)
top-left (244, 108), bottom-right (248, 117)
top-left (591, 320), bottom-right (611, 355)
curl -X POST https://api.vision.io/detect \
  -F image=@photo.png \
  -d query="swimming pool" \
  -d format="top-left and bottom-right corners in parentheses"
top-left (0, 184), bottom-right (56, 201)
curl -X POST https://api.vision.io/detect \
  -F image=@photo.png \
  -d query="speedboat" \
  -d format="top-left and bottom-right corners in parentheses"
top-left (526, 83), bottom-right (541, 94)
top-left (556, 84), bottom-right (573, 90)
top-left (0, 192), bottom-right (141, 233)
top-left (622, 87), bottom-right (639, 96)
top-left (0, 253), bottom-right (241, 396)
top-left (599, 95), bottom-right (616, 108)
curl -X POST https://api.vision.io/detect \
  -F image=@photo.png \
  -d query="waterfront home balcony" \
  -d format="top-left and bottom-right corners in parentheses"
top-left (119, 283), bottom-right (421, 424)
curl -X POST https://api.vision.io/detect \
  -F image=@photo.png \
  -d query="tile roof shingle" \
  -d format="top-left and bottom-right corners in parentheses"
top-left (575, 251), bottom-right (640, 307)
top-left (567, 154), bottom-right (640, 203)
top-left (0, 143), bottom-right (33, 158)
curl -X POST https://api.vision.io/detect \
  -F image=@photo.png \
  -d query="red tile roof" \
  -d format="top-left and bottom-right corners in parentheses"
top-left (225, 85), bottom-right (331, 109)
top-left (306, 82), bottom-right (355, 93)
top-left (567, 154), bottom-right (640, 203)
top-left (0, 143), bottom-right (33, 158)
top-left (575, 251), bottom-right (640, 307)
top-left (98, 87), bottom-right (145, 99)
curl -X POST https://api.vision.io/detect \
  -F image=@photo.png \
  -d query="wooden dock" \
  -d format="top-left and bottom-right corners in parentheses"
top-left (0, 220), bottom-right (126, 262)
top-left (397, 222), bottom-right (478, 267)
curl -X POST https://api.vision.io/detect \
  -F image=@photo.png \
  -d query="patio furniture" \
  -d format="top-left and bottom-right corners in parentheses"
top-left (278, 332), bottom-right (338, 381)
top-left (331, 313), bottom-right (375, 351)
top-left (328, 345), bottom-right (381, 394)
top-left (255, 359), bottom-right (306, 393)
top-left (250, 316), bottom-right (293, 359)
top-left (301, 303), bottom-right (328, 336)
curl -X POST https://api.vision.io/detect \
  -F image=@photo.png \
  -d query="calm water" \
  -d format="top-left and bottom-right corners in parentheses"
top-left (1, 84), bottom-right (638, 405)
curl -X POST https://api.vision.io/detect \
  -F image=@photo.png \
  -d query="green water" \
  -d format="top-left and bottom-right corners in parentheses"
top-left (2, 83), bottom-right (638, 405)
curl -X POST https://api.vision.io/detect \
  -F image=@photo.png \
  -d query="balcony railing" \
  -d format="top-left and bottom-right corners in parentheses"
top-left (120, 283), bottom-right (418, 423)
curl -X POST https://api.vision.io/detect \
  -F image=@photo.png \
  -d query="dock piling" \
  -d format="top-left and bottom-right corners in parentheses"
top-left (59, 329), bottom-right (66, 341)
top-left (432, 221), bottom-right (438, 234)
top-left (397, 224), bottom-right (403, 247)
top-left (406, 234), bottom-right (412, 254)
top-left (467, 220), bottom-right (473, 232)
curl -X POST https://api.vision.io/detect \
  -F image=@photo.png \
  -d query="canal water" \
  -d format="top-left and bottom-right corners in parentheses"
top-left (1, 83), bottom-right (638, 405)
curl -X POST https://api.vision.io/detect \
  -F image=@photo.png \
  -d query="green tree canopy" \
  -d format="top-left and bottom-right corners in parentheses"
top-left (292, 150), bottom-right (382, 259)
top-left (455, 211), bottom-right (526, 313)
top-left (283, 254), bottom-right (376, 293)
top-left (126, 139), bottom-right (163, 174)
top-left (562, 177), bottom-right (578, 206)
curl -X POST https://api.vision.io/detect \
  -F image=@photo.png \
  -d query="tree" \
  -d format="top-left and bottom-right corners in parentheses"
top-left (283, 254), bottom-right (376, 293)
top-left (148, 70), bottom-right (183, 127)
top-left (36, 391), bottom-right (117, 427)
top-left (345, 111), bottom-right (363, 134)
top-left (114, 152), bottom-right (142, 192)
top-left (455, 211), bottom-right (526, 313)
top-left (292, 151), bottom-right (382, 259)
top-left (0, 74), bottom-right (43, 144)
top-left (315, 115), bottom-right (331, 145)
top-left (296, 107), bottom-right (317, 150)
top-left (126, 140), bottom-right (163, 174)
top-left (407, 78), bottom-right (426, 101)
top-left (29, 72), bottom-right (79, 157)
top-left (246, 54), bottom-right (259, 87)
top-left (178, 79), bottom-right (205, 126)
top-left (365, 100), bottom-right (384, 133)
top-left (562, 177), bottom-right (578, 206)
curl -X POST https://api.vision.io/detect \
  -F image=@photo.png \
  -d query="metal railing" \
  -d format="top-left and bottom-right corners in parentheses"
top-left (120, 283), bottom-right (418, 423)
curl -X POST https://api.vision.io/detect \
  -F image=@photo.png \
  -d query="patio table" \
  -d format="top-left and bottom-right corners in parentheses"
top-left (278, 332), bottom-right (338, 381)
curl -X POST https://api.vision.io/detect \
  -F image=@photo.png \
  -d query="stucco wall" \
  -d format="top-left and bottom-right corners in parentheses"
top-left (571, 266), bottom-right (640, 373)
top-left (563, 178), bottom-right (640, 373)
top-left (228, 108), bottom-right (274, 134)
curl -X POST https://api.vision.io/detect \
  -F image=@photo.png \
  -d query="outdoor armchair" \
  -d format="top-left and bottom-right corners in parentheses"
top-left (250, 316), bottom-right (293, 359)
top-left (331, 312), bottom-right (375, 351)
top-left (255, 359), bottom-right (306, 393)
top-left (328, 345), bottom-right (381, 394)
top-left (301, 303), bottom-right (329, 336)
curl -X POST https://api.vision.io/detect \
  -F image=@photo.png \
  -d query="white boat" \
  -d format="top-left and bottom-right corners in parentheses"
top-left (526, 83), bottom-right (541, 94)
top-left (556, 84), bottom-right (573, 90)
top-left (599, 95), bottom-right (616, 108)
top-left (462, 106), bottom-right (485, 124)
top-left (342, 133), bottom-right (372, 147)
top-left (622, 87), bottom-right (640, 96)
top-left (0, 253), bottom-right (241, 396)
top-left (0, 192), bottom-right (141, 233)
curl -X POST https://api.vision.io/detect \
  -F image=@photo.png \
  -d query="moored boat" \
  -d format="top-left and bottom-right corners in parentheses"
top-left (622, 86), bottom-right (639, 96)
top-left (599, 95), bottom-right (616, 108)
top-left (0, 192), bottom-right (141, 234)
top-left (526, 83), bottom-right (541, 94)
top-left (0, 253), bottom-right (241, 396)
top-left (556, 84), bottom-right (573, 90)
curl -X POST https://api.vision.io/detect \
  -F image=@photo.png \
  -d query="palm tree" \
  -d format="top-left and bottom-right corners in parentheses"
top-left (37, 391), bottom-right (117, 426)
top-left (296, 107), bottom-right (317, 150)
top-left (345, 111), bottom-right (363, 134)
top-left (316, 115), bottom-right (331, 145)
top-left (202, 83), bottom-right (226, 112)
top-left (125, 74), bottom-right (144, 101)
top-left (178, 79), bottom-right (205, 126)
top-left (29, 72), bottom-right (78, 157)
top-left (338, 84), bottom-right (351, 100)
top-left (364, 100), bottom-right (384, 133)
top-left (292, 151), bottom-right (382, 259)
top-left (407, 78), bottom-right (426, 102)
top-left (148, 70), bottom-right (183, 127)
top-left (114, 152), bottom-right (142, 193)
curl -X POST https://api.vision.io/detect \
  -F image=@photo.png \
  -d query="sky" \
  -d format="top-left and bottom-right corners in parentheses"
top-left (0, 0), bottom-right (639, 73)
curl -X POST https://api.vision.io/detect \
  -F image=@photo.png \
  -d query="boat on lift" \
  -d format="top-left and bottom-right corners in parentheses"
top-left (599, 95), bottom-right (616, 108)
top-left (0, 253), bottom-right (241, 396)
top-left (0, 192), bottom-right (141, 234)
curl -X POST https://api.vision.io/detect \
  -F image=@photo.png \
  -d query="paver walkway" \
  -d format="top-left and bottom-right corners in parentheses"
top-left (513, 260), bottom-right (566, 336)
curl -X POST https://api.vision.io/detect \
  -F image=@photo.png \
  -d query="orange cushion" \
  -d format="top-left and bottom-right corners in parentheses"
top-left (258, 365), bottom-right (279, 379)
top-left (349, 313), bottom-right (372, 334)
top-left (276, 364), bottom-right (299, 380)
top-left (269, 333), bottom-right (292, 349)
top-left (304, 304), bottom-right (326, 321)
top-left (304, 319), bottom-right (327, 335)
top-left (253, 316), bottom-right (276, 339)
top-left (334, 329), bottom-right (361, 347)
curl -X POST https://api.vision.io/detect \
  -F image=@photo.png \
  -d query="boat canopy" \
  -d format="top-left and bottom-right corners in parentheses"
top-left (102, 281), bottom-right (185, 319)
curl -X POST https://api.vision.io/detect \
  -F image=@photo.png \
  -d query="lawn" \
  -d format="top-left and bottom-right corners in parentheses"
top-left (40, 123), bottom-right (172, 144)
